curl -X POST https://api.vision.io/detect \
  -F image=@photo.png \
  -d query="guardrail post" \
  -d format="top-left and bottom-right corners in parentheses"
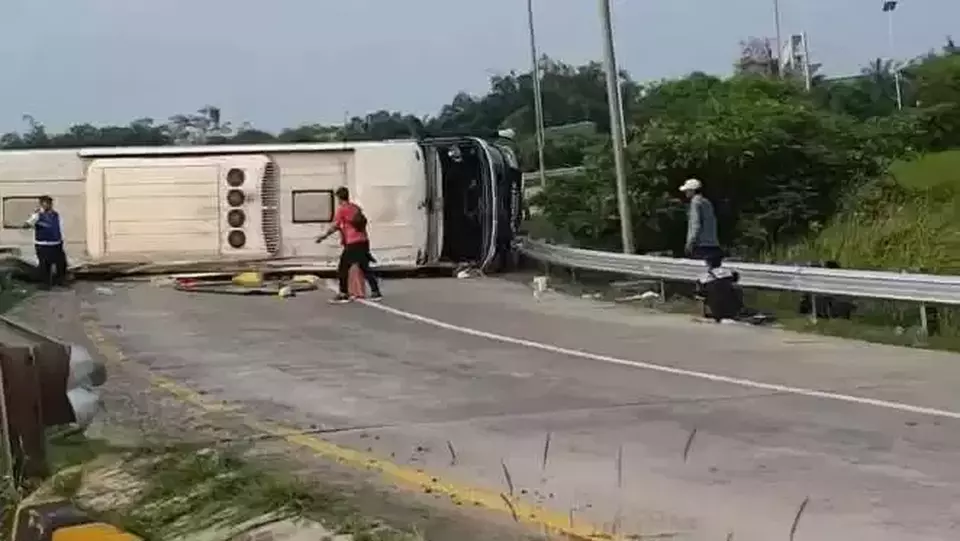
top-left (0, 361), bottom-right (14, 492)
top-left (0, 345), bottom-right (47, 479)
top-left (928, 305), bottom-right (940, 336)
top-left (809, 295), bottom-right (818, 324)
top-left (919, 303), bottom-right (929, 337)
top-left (918, 303), bottom-right (941, 337)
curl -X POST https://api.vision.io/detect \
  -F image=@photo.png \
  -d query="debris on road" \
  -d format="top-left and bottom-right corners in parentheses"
top-left (454, 263), bottom-right (482, 279)
top-left (172, 271), bottom-right (320, 297)
top-left (532, 275), bottom-right (549, 300)
top-left (614, 290), bottom-right (662, 305)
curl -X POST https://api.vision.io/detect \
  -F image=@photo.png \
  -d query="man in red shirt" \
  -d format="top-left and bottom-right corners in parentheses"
top-left (315, 186), bottom-right (383, 303)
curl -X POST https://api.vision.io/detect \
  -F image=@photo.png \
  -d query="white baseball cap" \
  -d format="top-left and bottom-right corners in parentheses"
top-left (679, 178), bottom-right (702, 192)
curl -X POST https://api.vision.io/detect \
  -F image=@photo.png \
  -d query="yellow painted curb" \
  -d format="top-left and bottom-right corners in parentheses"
top-left (11, 497), bottom-right (141, 541)
top-left (81, 317), bottom-right (614, 540)
top-left (52, 523), bottom-right (141, 541)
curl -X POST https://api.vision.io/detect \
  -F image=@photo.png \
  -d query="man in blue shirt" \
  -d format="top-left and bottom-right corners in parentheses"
top-left (21, 195), bottom-right (68, 289)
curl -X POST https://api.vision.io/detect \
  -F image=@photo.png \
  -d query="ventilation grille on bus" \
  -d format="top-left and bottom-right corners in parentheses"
top-left (260, 162), bottom-right (281, 255)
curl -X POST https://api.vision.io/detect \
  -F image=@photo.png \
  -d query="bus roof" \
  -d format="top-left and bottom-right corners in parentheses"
top-left (76, 139), bottom-right (421, 158)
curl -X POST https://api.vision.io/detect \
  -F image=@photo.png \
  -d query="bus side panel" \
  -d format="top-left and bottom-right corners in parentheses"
top-left (86, 155), bottom-right (273, 262)
top-left (0, 150), bottom-right (87, 265)
top-left (272, 151), bottom-right (353, 266)
top-left (87, 158), bottom-right (220, 259)
top-left (352, 143), bottom-right (428, 269)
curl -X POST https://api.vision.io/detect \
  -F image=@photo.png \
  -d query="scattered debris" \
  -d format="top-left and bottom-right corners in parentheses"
top-left (532, 276), bottom-right (549, 299)
top-left (614, 290), bottom-right (661, 304)
top-left (610, 279), bottom-right (664, 306)
top-left (172, 273), bottom-right (320, 297)
top-left (290, 274), bottom-right (321, 286)
top-left (454, 263), bottom-right (482, 279)
top-left (232, 271), bottom-right (265, 288)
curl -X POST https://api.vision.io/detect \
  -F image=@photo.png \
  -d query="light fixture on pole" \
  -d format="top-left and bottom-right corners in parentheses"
top-left (883, 0), bottom-right (904, 110)
top-left (598, 0), bottom-right (635, 254)
top-left (526, 0), bottom-right (548, 190)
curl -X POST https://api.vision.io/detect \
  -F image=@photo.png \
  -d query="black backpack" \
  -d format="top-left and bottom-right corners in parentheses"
top-left (698, 268), bottom-right (743, 321)
top-left (350, 205), bottom-right (368, 231)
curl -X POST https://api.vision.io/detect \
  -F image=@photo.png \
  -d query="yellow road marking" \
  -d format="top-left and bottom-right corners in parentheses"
top-left (82, 318), bottom-right (612, 540)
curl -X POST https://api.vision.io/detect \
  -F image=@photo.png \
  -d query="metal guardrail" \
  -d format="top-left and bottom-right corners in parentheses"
top-left (0, 317), bottom-right (106, 486)
top-left (521, 166), bottom-right (586, 185)
top-left (518, 238), bottom-right (960, 306)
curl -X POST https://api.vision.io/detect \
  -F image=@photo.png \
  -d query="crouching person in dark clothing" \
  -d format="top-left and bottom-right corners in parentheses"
top-left (695, 253), bottom-right (744, 322)
top-left (21, 195), bottom-right (68, 290)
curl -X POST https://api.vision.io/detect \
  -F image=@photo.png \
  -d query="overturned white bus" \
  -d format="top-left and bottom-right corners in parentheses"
top-left (0, 137), bottom-right (523, 275)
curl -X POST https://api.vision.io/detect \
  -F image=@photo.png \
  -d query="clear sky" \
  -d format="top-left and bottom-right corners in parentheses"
top-left (1, 0), bottom-right (955, 132)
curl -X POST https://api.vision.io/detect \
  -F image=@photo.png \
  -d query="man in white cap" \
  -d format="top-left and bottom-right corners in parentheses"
top-left (679, 178), bottom-right (721, 262)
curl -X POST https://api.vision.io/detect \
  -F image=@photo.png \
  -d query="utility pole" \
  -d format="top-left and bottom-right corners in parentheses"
top-left (773, 0), bottom-right (783, 76)
top-left (883, 0), bottom-right (904, 110)
top-left (526, 0), bottom-right (548, 189)
top-left (598, 0), bottom-right (635, 254)
top-left (617, 81), bottom-right (628, 142)
top-left (801, 32), bottom-right (812, 91)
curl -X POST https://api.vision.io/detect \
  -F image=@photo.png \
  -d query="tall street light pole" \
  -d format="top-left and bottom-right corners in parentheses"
top-left (773, 0), bottom-right (783, 74)
top-left (526, 0), bottom-right (548, 189)
top-left (598, 0), bottom-right (635, 254)
top-left (883, 0), bottom-right (904, 110)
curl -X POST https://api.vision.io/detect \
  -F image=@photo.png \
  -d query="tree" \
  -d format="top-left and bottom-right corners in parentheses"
top-left (428, 56), bottom-right (639, 142)
top-left (343, 110), bottom-right (426, 140)
top-left (534, 75), bottom-right (898, 254)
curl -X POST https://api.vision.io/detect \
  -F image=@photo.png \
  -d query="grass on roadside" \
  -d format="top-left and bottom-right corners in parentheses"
top-left (764, 149), bottom-right (960, 343)
top-left (0, 276), bottom-right (34, 314)
top-left (777, 149), bottom-right (960, 273)
top-left (2, 432), bottom-right (424, 541)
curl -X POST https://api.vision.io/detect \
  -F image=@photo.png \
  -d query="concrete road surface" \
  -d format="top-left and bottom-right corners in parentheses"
top-left (78, 277), bottom-right (960, 540)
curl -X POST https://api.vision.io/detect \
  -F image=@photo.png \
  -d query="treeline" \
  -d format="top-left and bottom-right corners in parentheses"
top-left (3, 38), bottom-right (960, 258)
top-left (529, 38), bottom-right (960, 257)
top-left (0, 58), bottom-right (635, 155)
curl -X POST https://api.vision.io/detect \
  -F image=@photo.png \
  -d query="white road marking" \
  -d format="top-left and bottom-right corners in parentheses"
top-left (354, 293), bottom-right (960, 421)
